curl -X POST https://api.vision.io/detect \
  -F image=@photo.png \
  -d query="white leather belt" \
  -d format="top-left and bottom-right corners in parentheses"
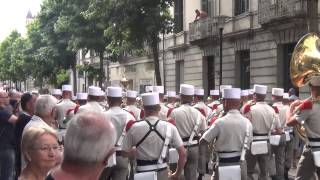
top-left (253, 136), bottom-right (269, 141)
top-left (115, 146), bottom-right (122, 151)
top-left (218, 152), bottom-right (241, 158)
top-left (183, 140), bottom-right (198, 146)
top-left (308, 141), bottom-right (320, 147)
top-left (136, 163), bottom-right (167, 172)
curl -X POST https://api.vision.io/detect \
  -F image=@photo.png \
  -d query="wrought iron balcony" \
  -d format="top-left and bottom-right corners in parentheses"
top-left (258, 0), bottom-right (307, 25)
top-left (189, 17), bottom-right (220, 43)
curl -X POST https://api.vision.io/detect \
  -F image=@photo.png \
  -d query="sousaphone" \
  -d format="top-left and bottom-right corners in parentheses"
top-left (290, 33), bottom-right (320, 141)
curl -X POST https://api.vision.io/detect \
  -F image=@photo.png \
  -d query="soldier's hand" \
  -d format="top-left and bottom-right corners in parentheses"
top-left (169, 172), bottom-right (180, 180)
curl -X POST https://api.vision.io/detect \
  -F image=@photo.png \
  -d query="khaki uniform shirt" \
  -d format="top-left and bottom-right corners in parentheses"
top-left (201, 109), bottom-right (253, 152)
top-left (194, 101), bottom-right (212, 118)
top-left (105, 107), bottom-right (136, 144)
top-left (77, 101), bottom-right (105, 114)
top-left (55, 99), bottom-right (76, 128)
top-left (294, 101), bottom-right (320, 138)
top-left (124, 105), bottom-right (142, 121)
top-left (169, 104), bottom-right (207, 138)
top-left (166, 103), bottom-right (175, 109)
top-left (243, 101), bottom-right (281, 135)
top-left (123, 116), bottom-right (183, 160)
top-left (207, 100), bottom-right (220, 110)
top-left (273, 101), bottom-right (286, 129)
top-left (159, 103), bottom-right (169, 121)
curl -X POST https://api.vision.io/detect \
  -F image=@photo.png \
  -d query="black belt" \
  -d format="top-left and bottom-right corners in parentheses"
top-left (116, 151), bottom-right (122, 156)
top-left (136, 160), bottom-right (167, 172)
top-left (219, 156), bottom-right (241, 163)
top-left (182, 136), bottom-right (200, 142)
top-left (309, 137), bottom-right (320, 142)
top-left (253, 132), bottom-right (268, 136)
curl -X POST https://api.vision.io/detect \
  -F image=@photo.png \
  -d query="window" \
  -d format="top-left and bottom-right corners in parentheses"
top-left (176, 60), bottom-right (184, 92)
top-left (174, 0), bottom-right (183, 33)
top-left (203, 56), bottom-right (215, 96)
top-left (201, 0), bottom-right (213, 17)
top-left (235, 0), bottom-right (249, 16)
top-left (236, 50), bottom-right (250, 89)
top-left (281, 43), bottom-right (297, 92)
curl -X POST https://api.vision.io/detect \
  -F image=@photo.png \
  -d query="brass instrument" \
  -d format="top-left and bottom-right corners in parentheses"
top-left (290, 33), bottom-right (320, 141)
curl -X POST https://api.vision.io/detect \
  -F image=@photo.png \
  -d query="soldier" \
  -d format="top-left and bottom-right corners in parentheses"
top-left (55, 85), bottom-right (76, 129)
top-left (51, 89), bottom-right (62, 100)
top-left (77, 86), bottom-right (105, 114)
top-left (76, 92), bottom-right (87, 106)
top-left (124, 90), bottom-right (143, 120)
top-left (174, 95), bottom-right (181, 108)
top-left (207, 89), bottom-right (220, 110)
top-left (166, 91), bottom-right (176, 109)
top-left (286, 76), bottom-right (320, 179)
top-left (194, 88), bottom-right (212, 118)
top-left (200, 88), bottom-right (253, 180)
top-left (168, 84), bottom-right (207, 180)
top-left (271, 88), bottom-right (286, 180)
top-left (241, 90), bottom-right (249, 107)
top-left (102, 87), bottom-right (136, 180)
top-left (63, 92), bottom-right (88, 124)
top-left (123, 92), bottom-right (186, 180)
top-left (282, 93), bottom-right (293, 180)
top-left (243, 84), bottom-right (282, 180)
top-left (153, 86), bottom-right (169, 121)
top-left (248, 89), bottom-right (254, 102)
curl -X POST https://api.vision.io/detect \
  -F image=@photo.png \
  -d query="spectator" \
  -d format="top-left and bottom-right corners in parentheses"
top-left (19, 127), bottom-right (60, 180)
top-left (288, 88), bottom-right (299, 101)
top-left (15, 93), bottom-right (37, 177)
top-left (46, 112), bottom-right (117, 180)
top-left (194, 9), bottom-right (208, 22)
top-left (0, 91), bottom-right (18, 180)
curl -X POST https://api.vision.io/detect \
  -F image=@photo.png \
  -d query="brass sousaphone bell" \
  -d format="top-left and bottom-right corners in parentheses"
top-left (290, 33), bottom-right (320, 141)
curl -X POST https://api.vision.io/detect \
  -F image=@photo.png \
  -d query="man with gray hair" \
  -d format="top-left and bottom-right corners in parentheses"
top-left (23, 94), bottom-right (57, 133)
top-left (46, 112), bottom-right (117, 180)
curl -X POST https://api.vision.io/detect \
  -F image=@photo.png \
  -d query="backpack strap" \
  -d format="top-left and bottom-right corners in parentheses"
top-left (135, 120), bottom-right (164, 147)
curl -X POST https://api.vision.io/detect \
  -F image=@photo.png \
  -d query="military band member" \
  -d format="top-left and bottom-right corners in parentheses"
top-left (102, 87), bottom-right (136, 180)
top-left (201, 88), bottom-right (253, 180)
top-left (123, 92), bottom-right (186, 180)
top-left (174, 95), bottom-right (181, 108)
top-left (153, 86), bottom-right (169, 121)
top-left (194, 88), bottom-right (212, 118)
top-left (77, 86), bottom-right (105, 114)
top-left (168, 84), bottom-right (207, 180)
top-left (124, 90), bottom-right (143, 120)
top-left (271, 88), bottom-right (286, 180)
top-left (241, 90), bottom-right (249, 107)
top-left (166, 91), bottom-right (176, 109)
top-left (287, 76), bottom-right (320, 179)
top-left (64, 92), bottom-right (88, 123)
top-left (55, 84), bottom-right (76, 129)
top-left (243, 84), bottom-right (282, 180)
top-left (51, 89), bottom-right (62, 101)
top-left (207, 90), bottom-right (220, 110)
top-left (76, 92), bottom-right (87, 106)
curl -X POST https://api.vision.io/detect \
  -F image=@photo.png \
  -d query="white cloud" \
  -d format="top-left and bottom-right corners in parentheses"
top-left (0, 0), bottom-right (43, 42)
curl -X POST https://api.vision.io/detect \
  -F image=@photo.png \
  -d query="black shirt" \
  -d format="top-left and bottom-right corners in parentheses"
top-left (0, 107), bottom-right (15, 150)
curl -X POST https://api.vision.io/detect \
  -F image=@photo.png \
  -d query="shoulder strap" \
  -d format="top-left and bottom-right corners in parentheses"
top-left (240, 120), bottom-right (250, 161)
top-left (135, 120), bottom-right (164, 147)
top-left (268, 113), bottom-right (276, 137)
top-left (116, 113), bottom-right (133, 146)
top-left (188, 112), bottom-right (201, 143)
top-left (158, 123), bottom-right (172, 163)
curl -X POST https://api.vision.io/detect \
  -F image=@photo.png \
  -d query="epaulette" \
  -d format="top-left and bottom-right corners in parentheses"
top-left (168, 119), bottom-right (176, 126)
top-left (299, 99), bottom-right (313, 111)
top-left (73, 104), bottom-right (80, 114)
top-left (66, 108), bottom-right (74, 116)
top-left (123, 109), bottom-right (136, 119)
top-left (140, 109), bottom-right (145, 119)
top-left (272, 106), bottom-right (279, 114)
top-left (243, 104), bottom-right (251, 114)
top-left (167, 108), bottom-right (174, 118)
top-left (195, 107), bottom-right (206, 117)
top-left (212, 104), bottom-right (219, 110)
top-left (125, 120), bottom-right (136, 132)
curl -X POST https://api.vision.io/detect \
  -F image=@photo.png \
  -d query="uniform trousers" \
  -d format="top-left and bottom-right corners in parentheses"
top-left (181, 145), bottom-right (199, 180)
top-left (295, 147), bottom-right (320, 180)
top-left (211, 160), bottom-right (247, 180)
top-left (270, 135), bottom-right (286, 180)
top-left (284, 136), bottom-right (294, 171)
top-left (246, 145), bottom-right (271, 180)
top-left (198, 143), bottom-right (209, 175)
top-left (100, 156), bottom-right (129, 180)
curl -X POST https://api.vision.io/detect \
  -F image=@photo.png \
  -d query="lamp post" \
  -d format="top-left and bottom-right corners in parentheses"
top-left (120, 76), bottom-right (129, 92)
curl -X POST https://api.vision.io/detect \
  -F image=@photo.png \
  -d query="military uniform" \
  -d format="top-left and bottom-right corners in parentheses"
top-left (194, 101), bottom-right (212, 118)
top-left (159, 103), bottom-right (169, 121)
top-left (103, 106), bottom-right (136, 180)
top-left (55, 99), bottom-right (76, 129)
top-left (243, 101), bottom-right (281, 180)
top-left (169, 103), bottom-right (206, 180)
top-left (202, 109), bottom-right (253, 180)
top-left (77, 101), bottom-right (105, 114)
top-left (281, 103), bottom-right (293, 178)
top-left (123, 116), bottom-right (183, 180)
top-left (293, 99), bottom-right (320, 179)
top-left (124, 104), bottom-right (143, 121)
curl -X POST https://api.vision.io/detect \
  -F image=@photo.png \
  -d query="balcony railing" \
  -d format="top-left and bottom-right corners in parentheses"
top-left (259, 0), bottom-right (307, 25)
top-left (189, 17), bottom-right (220, 42)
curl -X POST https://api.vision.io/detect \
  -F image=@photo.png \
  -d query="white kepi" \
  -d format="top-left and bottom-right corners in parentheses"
top-left (195, 89), bottom-right (204, 96)
top-left (180, 84), bottom-right (195, 95)
top-left (127, 90), bottom-right (138, 98)
top-left (253, 84), bottom-right (268, 95)
top-left (223, 88), bottom-right (241, 99)
top-left (141, 92), bottom-right (160, 106)
top-left (272, 88), bottom-right (284, 97)
top-left (107, 87), bottom-right (122, 97)
top-left (167, 91), bottom-right (176, 97)
top-left (241, 90), bottom-right (249, 97)
top-left (153, 86), bottom-right (164, 94)
top-left (88, 86), bottom-right (101, 96)
top-left (210, 90), bottom-right (219, 96)
top-left (62, 84), bottom-right (72, 92)
top-left (52, 89), bottom-right (62, 95)
top-left (76, 93), bottom-right (88, 100)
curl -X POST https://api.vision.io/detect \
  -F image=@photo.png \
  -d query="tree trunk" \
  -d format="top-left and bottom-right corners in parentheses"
top-left (98, 52), bottom-right (104, 89)
top-left (71, 54), bottom-right (77, 94)
top-left (151, 35), bottom-right (162, 85)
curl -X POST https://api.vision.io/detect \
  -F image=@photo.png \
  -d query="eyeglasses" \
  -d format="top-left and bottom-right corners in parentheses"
top-left (0, 96), bottom-right (8, 98)
top-left (33, 145), bottom-right (61, 152)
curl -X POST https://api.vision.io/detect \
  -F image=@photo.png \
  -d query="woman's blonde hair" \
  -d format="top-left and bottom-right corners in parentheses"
top-left (21, 127), bottom-right (57, 162)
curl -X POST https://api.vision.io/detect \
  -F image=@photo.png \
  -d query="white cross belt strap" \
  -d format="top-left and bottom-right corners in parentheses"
top-left (135, 162), bottom-right (167, 172)
top-left (116, 113), bottom-right (132, 148)
top-left (241, 120), bottom-right (250, 161)
top-left (184, 112), bottom-right (201, 146)
top-left (219, 152), bottom-right (241, 158)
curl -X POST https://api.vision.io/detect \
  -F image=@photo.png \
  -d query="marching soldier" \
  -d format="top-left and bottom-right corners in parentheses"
top-left (207, 89), bottom-right (220, 110)
top-left (124, 90), bottom-right (143, 120)
top-left (194, 88), bottom-right (212, 117)
top-left (287, 76), bottom-right (320, 179)
top-left (168, 84), bottom-right (207, 180)
top-left (55, 84), bottom-right (76, 129)
top-left (76, 92), bottom-right (87, 106)
top-left (241, 90), bottom-right (249, 107)
top-left (102, 87), bottom-right (136, 180)
top-left (64, 92), bottom-right (88, 123)
top-left (153, 86), bottom-right (169, 121)
top-left (200, 88), bottom-right (253, 180)
top-left (174, 95), bottom-right (181, 108)
top-left (166, 91), bottom-right (176, 109)
top-left (282, 93), bottom-right (293, 180)
top-left (51, 89), bottom-right (62, 101)
top-left (123, 92), bottom-right (187, 180)
top-left (77, 86), bottom-right (105, 114)
top-left (271, 88), bottom-right (286, 180)
top-left (243, 84), bottom-right (282, 180)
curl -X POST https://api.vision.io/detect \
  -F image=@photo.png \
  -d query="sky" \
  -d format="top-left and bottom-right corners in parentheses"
top-left (0, 0), bottom-right (43, 42)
